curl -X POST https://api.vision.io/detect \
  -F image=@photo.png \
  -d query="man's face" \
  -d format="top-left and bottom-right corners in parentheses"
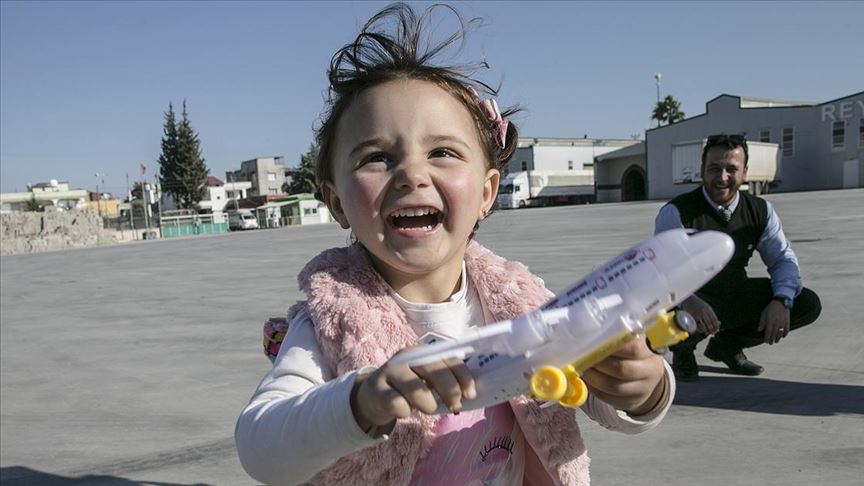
top-left (701, 146), bottom-right (748, 207)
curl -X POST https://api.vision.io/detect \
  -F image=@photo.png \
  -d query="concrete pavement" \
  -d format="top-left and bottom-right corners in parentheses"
top-left (2, 189), bottom-right (862, 485)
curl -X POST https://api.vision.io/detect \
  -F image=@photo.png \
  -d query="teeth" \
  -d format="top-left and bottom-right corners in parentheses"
top-left (402, 225), bottom-right (435, 232)
top-left (391, 207), bottom-right (439, 218)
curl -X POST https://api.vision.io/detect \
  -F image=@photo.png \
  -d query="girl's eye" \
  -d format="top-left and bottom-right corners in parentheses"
top-left (430, 148), bottom-right (458, 159)
top-left (360, 153), bottom-right (390, 166)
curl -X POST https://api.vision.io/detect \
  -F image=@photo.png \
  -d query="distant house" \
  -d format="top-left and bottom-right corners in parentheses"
top-left (0, 179), bottom-right (89, 213)
top-left (251, 193), bottom-right (333, 228)
top-left (225, 156), bottom-right (291, 197)
top-left (160, 176), bottom-right (252, 214)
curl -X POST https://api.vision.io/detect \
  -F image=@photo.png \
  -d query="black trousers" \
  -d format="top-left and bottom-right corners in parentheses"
top-left (675, 278), bottom-right (821, 353)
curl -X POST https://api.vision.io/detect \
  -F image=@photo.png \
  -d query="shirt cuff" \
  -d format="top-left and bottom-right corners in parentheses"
top-left (336, 369), bottom-right (390, 447)
top-left (622, 360), bottom-right (675, 424)
top-left (772, 286), bottom-right (798, 301)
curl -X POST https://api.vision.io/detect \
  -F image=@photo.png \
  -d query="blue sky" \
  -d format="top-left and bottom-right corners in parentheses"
top-left (1, 1), bottom-right (862, 195)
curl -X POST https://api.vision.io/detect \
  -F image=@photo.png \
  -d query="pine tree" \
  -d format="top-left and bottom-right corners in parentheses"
top-left (285, 143), bottom-right (319, 195)
top-left (156, 100), bottom-right (209, 209)
top-left (157, 102), bottom-right (180, 204)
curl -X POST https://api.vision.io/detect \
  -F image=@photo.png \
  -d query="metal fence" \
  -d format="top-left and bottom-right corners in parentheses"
top-left (160, 213), bottom-right (228, 238)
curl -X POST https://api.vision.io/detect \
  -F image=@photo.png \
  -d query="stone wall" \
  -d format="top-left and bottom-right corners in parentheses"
top-left (0, 210), bottom-right (115, 256)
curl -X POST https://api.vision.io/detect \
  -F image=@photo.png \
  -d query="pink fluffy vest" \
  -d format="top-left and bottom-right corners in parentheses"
top-left (287, 241), bottom-right (590, 485)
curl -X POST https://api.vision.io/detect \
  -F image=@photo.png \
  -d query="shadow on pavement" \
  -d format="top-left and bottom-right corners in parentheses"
top-left (674, 375), bottom-right (864, 416)
top-left (0, 466), bottom-right (213, 486)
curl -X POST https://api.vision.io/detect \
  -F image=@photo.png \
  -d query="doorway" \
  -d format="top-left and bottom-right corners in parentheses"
top-left (621, 165), bottom-right (646, 201)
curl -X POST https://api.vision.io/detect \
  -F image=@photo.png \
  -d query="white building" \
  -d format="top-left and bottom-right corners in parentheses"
top-left (0, 180), bottom-right (89, 212)
top-left (645, 91), bottom-right (864, 200)
top-left (160, 176), bottom-right (252, 214)
top-left (505, 137), bottom-right (641, 175)
top-left (255, 194), bottom-right (333, 228)
top-left (594, 142), bottom-right (648, 203)
top-left (197, 176), bottom-right (252, 213)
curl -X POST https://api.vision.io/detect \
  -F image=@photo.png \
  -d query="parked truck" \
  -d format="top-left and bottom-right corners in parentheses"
top-left (497, 170), bottom-right (595, 209)
top-left (672, 139), bottom-right (780, 195)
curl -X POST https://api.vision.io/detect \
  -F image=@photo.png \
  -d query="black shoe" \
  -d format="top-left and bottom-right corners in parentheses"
top-left (672, 350), bottom-right (699, 382)
top-left (704, 340), bottom-right (764, 376)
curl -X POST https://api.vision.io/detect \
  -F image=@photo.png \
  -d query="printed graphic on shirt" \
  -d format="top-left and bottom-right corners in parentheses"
top-left (409, 403), bottom-right (525, 486)
top-left (480, 436), bottom-right (515, 462)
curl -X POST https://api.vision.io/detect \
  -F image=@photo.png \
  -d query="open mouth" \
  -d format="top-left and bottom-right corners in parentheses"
top-left (389, 207), bottom-right (442, 232)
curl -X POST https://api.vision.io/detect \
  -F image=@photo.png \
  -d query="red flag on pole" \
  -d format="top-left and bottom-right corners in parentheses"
top-left (140, 163), bottom-right (147, 176)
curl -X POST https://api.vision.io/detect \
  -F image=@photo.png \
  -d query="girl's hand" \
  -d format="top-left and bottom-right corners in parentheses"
top-left (581, 338), bottom-right (667, 416)
top-left (350, 354), bottom-right (477, 431)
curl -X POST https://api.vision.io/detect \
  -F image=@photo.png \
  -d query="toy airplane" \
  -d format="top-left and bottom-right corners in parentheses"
top-left (390, 229), bottom-right (734, 412)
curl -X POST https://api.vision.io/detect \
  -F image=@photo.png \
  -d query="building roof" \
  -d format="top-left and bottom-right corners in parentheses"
top-left (647, 91), bottom-right (861, 134)
top-left (29, 181), bottom-right (69, 189)
top-left (595, 142), bottom-right (645, 162)
top-left (739, 96), bottom-right (817, 108)
top-left (206, 176), bottom-right (224, 187)
top-left (517, 137), bottom-right (639, 148)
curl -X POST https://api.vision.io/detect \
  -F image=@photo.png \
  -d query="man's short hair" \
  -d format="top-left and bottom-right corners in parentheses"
top-left (701, 134), bottom-right (749, 166)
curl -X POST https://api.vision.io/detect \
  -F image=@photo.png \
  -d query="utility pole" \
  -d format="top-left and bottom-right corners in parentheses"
top-left (141, 168), bottom-right (150, 231)
top-left (155, 181), bottom-right (163, 238)
top-left (94, 172), bottom-right (106, 216)
top-left (126, 173), bottom-right (136, 235)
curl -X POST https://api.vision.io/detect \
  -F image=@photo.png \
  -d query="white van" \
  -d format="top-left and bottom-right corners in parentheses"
top-left (228, 211), bottom-right (259, 231)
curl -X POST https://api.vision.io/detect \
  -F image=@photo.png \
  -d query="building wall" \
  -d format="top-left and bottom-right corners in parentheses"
top-left (227, 157), bottom-right (287, 197)
top-left (85, 199), bottom-right (121, 217)
top-left (506, 139), bottom-right (639, 174)
top-left (646, 93), bottom-right (864, 200)
top-left (596, 155), bottom-right (646, 203)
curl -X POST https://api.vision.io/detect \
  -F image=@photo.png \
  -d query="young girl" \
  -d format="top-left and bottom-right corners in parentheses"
top-left (235, 4), bottom-right (674, 485)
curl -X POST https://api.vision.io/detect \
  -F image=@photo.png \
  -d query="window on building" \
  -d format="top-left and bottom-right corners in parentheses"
top-left (303, 207), bottom-right (318, 216)
top-left (269, 188), bottom-right (278, 195)
top-left (267, 172), bottom-right (277, 182)
top-left (759, 129), bottom-right (771, 143)
top-left (568, 160), bottom-right (574, 170)
top-left (521, 161), bottom-right (528, 171)
top-left (859, 118), bottom-right (864, 147)
top-left (832, 120), bottom-right (845, 150)
top-left (782, 127), bottom-right (795, 157)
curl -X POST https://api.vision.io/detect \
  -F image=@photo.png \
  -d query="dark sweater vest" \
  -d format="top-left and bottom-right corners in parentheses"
top-left (669, 187), bottom-right (768, 296)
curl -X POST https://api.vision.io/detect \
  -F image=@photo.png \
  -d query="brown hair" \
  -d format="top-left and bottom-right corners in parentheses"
top-left (313, 2), bottom-right (520, 201)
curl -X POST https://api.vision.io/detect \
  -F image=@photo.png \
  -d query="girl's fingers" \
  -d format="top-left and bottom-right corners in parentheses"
top-left (412, 363), bottom-right (464, 413)
top-left (385, 371), bottom-right (439, 415)
top-left (444, 357), bottom-right (477, 400)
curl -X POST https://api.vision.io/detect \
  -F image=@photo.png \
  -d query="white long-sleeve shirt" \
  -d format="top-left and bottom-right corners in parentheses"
top-left (236, 266), bottom-right (675, 486)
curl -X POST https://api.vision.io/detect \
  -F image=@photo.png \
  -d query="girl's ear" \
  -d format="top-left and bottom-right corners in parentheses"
top-left (480, 168), bottom-right (500, 219)
top-left (321, 183), bottom-right (350, 229)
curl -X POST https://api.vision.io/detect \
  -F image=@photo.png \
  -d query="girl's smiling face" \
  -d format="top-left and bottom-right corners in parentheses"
top-left (324, 79), bottom-right (499, 301)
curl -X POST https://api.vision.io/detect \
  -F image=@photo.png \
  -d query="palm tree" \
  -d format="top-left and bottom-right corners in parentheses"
top-left (652, 95), bottom-right (686, 126)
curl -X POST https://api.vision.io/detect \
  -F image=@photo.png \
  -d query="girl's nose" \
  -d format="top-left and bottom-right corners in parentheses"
top-left (394, 158), bottom-right (431, 190)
